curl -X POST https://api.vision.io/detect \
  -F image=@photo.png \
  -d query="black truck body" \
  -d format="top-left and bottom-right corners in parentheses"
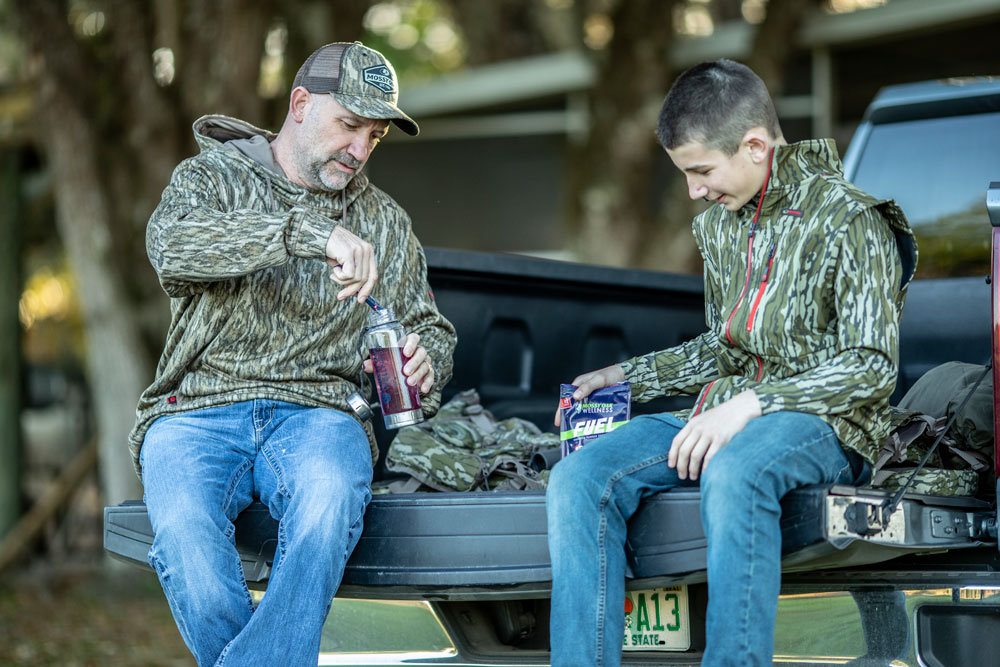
top-left (105, 78), bottom-right (1000, 665)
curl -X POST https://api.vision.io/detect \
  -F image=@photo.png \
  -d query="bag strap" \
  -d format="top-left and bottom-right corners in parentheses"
top-left (874, 413), bottom-right (937, 473)
top-left (878, 362), bottom-right (992, 527)
top-left (482, 456), bottom-right (547, 491)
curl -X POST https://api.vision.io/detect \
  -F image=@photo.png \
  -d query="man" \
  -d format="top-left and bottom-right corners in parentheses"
top-left (131, 42), bottom-right (456, 666)
top-left (546, 59), bottom-right (917, 666)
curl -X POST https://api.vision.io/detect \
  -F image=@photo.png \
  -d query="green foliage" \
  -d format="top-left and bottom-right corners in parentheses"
top-left (320, 599), bottom-right (453, 653)
top-left (360, 0), bottom-right (466, 81)
top-left (911, 202), bottom-right (992, 278)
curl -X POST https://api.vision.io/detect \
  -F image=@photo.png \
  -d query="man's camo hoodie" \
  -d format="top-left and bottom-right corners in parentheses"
top-left (129, 114), bottom-right (457, 478)
top-left (621, 139), bottom-right (917, 464)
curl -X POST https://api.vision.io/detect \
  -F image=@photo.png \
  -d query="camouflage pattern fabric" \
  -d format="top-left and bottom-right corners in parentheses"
top-left (384, 389), bottom-right (557, 492)
top-left (130, 115), bottom-right (456, 478)
top-left (869, 405), bottom-right (990, 497)
top-left (620, 140), bottom-right (917, 466)
top-left (874, 468), bottom-right (978, 497)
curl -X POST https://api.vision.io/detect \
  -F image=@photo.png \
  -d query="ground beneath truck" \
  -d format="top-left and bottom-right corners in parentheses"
top-left (0, 560), bottom-right (192, 667)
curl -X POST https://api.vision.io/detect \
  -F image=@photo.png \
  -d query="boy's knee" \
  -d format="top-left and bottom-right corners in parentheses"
top-left (701, 452), bottom-right (754, 502)
top-left (546, 457), bottom-right (596, 518)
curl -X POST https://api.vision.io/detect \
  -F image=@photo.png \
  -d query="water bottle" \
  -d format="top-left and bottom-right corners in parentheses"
top-left (363, 306), bottom-right (424, 429)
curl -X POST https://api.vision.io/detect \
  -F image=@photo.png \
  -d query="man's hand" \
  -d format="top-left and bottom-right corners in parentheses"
top-left (362, 332), bottom-right (435, 394)
top-left (325, 225), bottom-right (377, 303)
top-left (669, 390), bottom-right (762, 480)
top-left (553, 364), bottom-right (626, 427)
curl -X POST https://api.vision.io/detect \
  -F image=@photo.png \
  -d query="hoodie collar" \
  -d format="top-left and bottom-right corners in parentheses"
top-left (190, 114), bottom-right (369, 206)
top-left (737, 139), bottom-right (843, 218)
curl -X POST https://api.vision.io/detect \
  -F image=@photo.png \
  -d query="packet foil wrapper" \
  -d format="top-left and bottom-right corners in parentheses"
top-left (559, 382), bottom-right (631, 458)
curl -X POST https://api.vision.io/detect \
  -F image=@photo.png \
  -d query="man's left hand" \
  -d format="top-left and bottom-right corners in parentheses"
top-left (362, 332), bottom-right (435, 394)
top-left (669, 390), bottom-right (762, 481)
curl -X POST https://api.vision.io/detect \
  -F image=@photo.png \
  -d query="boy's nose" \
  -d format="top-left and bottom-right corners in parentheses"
top-left (687, 178), bottom-right (707, 201)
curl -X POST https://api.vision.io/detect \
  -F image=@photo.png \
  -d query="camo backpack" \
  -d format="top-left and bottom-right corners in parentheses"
top-left (382, 389), bottom-right (560, 493)
top-left (872, 362), bottom-right (993, 496)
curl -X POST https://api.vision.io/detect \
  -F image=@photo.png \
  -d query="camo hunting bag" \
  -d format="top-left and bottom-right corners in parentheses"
top-left (872, 362), bottom-right (993, 496)
top-left (383, 389), bottom-right (559, 492)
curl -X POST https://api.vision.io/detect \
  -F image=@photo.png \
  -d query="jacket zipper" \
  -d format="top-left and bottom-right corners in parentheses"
top-left (724, 150), bottom-right (774, 347)
top-left (723, 222), bottom-right (757, 345)
top-left (746, 243), bottom-right (777, 333)
top-left (746, 243), bottom-right (776, 381)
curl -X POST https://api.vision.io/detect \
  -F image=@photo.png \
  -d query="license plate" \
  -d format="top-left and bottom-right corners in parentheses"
top-left (622, 585), bottom-right (690, 651)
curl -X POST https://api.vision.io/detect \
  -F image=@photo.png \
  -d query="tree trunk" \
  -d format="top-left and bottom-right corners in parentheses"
top-left (0, 151), bottom-right (23, 538)
top-left (23, 0), bottom-right (148, 505)
top-left (36, 85), bottom-right (148, 504)
top-left (745, 0), bottom-right (812, 97)
top-left (568, 0), bottom-right (681, 268)
top-left (448, 0), bottom-right (551, 65)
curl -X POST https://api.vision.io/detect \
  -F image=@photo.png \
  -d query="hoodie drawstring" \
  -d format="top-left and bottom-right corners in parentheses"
top-left (268, 175), bottom-right (284, 312)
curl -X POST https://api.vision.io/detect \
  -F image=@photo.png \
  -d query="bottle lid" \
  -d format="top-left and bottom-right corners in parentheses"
top-left (366, 306), bottom-right (397, 327)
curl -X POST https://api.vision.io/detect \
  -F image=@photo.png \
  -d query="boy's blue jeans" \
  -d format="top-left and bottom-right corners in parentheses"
top-left (140, 399), bottom-right (373, 667)
top-left (547, 411), bottom-right (861, 666)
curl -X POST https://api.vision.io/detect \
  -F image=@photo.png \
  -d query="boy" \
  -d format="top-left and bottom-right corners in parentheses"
top-left (546, 59), bottom-right (916, 666)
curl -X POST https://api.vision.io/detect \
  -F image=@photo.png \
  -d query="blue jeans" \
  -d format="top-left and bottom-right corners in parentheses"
top-left (547, 411), bottom-right (859, 666)
top-left (140, 400), bottom-right (373, 667)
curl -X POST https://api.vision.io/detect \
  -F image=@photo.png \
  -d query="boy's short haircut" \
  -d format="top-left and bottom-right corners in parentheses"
top-left (656, 59), bottom-right (782, 156)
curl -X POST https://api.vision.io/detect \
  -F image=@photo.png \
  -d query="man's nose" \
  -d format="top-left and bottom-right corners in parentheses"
top-left (346, 135), bottom-right (371, 163)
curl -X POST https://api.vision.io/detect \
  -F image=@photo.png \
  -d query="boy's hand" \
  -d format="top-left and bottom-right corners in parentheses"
top-left (553, 364), bottom-right (626, 427)
top-left (669, 390), bottom-right (761, 480)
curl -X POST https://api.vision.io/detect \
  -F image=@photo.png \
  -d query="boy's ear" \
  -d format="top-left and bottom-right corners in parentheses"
top-left (740, 129), bottom-right (772, 164)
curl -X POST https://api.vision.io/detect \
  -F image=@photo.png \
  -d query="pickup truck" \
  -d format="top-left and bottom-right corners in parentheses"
top-left (105, 78), bottom-right (1000, 665)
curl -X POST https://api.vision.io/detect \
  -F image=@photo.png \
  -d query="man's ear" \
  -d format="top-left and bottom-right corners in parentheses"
top-left (740, 129), bottom-right (772, 164)
top-left (289, 87), bottom-right (312, 123)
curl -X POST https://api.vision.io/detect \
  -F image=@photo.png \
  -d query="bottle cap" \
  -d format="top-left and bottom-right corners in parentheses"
top-left (367, 306), bottom-right (397, 327)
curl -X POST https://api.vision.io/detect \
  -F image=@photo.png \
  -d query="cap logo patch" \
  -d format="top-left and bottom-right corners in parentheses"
top-left (362, 65), bottom-right (395, 94)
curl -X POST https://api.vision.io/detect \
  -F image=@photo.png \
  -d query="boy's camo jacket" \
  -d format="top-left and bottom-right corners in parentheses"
top-left (129, 115), bottom-right (457, 477)
top-left (620, 140), bottom-right (917, 464)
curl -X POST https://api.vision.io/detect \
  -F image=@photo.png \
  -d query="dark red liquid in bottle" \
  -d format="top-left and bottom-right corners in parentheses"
top-left (370, 347), bottom-right (422, 416)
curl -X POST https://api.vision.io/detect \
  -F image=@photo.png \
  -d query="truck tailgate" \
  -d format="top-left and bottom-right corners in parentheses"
top-left (104, 485), bottom-right (995, 599)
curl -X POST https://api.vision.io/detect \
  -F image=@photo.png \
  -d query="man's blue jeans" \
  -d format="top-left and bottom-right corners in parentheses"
top-left (547, 411), bottom-right (860, 666)
top-left (140, 400), bottom-right (373, 667)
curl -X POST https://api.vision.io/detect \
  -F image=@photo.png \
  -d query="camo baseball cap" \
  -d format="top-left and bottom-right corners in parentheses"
top-left (292, 42), bottom-right (419, 136)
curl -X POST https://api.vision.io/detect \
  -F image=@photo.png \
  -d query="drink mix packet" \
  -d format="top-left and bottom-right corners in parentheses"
top-left (559, 382), bottom-right (631, 458)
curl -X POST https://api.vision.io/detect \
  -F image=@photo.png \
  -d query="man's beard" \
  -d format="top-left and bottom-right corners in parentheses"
top-left (305, 151), bottom-right (361, 192)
